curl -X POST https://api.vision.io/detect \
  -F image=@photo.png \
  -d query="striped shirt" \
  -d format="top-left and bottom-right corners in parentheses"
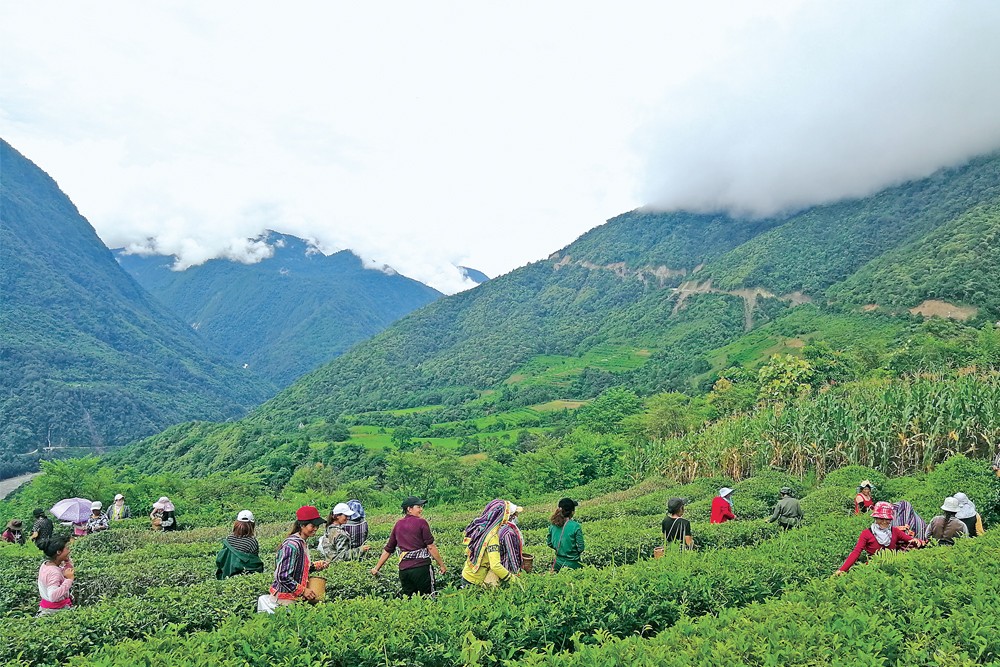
top-left (225, 535), bottom-right (259, 555)
top-left (271, 535), bottom-right (309, 599)
top-left (343, 519), bottom-right (369, 549)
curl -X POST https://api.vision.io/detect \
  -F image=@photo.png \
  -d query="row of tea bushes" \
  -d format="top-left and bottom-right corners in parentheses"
top-left (57, 517), bottom-right (864, 666)
top-left (525, 529), bottom-right (1000, 666)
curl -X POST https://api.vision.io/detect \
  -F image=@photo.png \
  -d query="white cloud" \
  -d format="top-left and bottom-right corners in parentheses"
top-left (2, 2), bottom-right (1000, 293)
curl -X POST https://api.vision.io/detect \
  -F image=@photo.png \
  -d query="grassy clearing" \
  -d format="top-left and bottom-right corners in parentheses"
top-left (505, 344), bottom-right (652, 387)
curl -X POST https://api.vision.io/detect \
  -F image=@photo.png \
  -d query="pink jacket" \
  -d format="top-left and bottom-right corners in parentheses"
top-left (38, 561), bottom-right (73, 609)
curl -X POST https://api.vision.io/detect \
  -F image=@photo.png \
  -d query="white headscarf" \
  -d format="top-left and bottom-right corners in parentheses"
top-left (953, 493), bottom-right (977, 520)
top-left (870, 522), bottom-right (892, 547)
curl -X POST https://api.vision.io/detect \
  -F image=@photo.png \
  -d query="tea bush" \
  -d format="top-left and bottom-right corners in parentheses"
top-left (527, 530), bottom-right (1000, 666)
top-left (63, 517), bottom-right (863, 666)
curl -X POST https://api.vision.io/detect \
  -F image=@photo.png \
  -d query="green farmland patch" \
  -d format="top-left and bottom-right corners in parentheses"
top-left (505, 345), bottom-right (652, 387)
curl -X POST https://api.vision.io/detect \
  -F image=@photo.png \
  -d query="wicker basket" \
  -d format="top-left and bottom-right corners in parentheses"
top-left (307, 577), bottom-right (326, 601)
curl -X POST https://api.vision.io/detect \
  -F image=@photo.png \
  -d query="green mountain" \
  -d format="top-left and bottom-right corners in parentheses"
top-left (114, 233), bottom-right (442, 386)
top-left (0, 139), bottom-right (272, 469)
top-left (110, 150), bottom-right (1000, 478)
top-left (256, 152), bottom-right (1000, 423)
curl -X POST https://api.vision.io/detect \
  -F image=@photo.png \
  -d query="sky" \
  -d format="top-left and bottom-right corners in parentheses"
top-left (3, 2), bottom-right (1000, 294)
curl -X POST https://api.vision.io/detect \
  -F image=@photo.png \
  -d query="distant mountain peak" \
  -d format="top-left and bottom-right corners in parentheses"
top-left (458, 266), bottom-right (490, 284)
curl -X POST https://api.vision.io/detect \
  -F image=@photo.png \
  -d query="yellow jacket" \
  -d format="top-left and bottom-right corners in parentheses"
top-left (461, 532), bottom-right (511, 585)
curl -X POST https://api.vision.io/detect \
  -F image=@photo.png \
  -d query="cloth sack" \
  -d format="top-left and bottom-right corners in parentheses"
top-left (257, 594), bottom-right (278, 614)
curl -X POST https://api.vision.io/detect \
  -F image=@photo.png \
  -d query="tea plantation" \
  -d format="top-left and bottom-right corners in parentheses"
top-left (1, 458), bottom-right (996, 666)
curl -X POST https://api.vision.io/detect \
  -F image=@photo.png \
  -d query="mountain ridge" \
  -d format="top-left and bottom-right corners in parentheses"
top-left (114, 230), bottom-right (443, 386)
top-left (0, 138), bottom-right (273, 465)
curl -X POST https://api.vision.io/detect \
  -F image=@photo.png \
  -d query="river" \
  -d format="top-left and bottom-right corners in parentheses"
top-left (0, 472), bottom-right (40, 500)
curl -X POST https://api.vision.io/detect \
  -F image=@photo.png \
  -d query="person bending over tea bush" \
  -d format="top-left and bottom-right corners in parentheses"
top-left (836, 501), bottom-right (924, 574)
top-left (462, 499), bottom-right (523, 586)
top-left (319, 503), bottom-right (371, 562)
top-left (710, 487), bottom-right (736, 524)
top-left (953, 492), bottom-right (985, 537)
top-left (767, 487), bottom-right (804, 530)
top-left (926, 497), bottom-right (969, 545)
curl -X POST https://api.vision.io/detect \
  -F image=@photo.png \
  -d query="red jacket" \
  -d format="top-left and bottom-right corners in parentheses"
top-left (710, 496), bottom-right (735, 524)
top-left (839, 527), bottom-right (917, 572)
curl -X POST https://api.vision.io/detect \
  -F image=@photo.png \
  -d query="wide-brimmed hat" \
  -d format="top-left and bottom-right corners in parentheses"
top-left (719, 487), bottom-right (735, 497)
top-left (858, 480), bottom-right (873, 490)
top-left (295, 505), bottom-right (325, 526)
top-left (871, 501), bottom-right (894, 520)
top-left (952, 492), bottom-right (976, 520)
top-left (331, 502), bottom-right (359, 519)
top-left (6, 519), bottom-right (22, 530)
top-left (941, 496), bottom-right (961, 513)
top-left (401, 496), bottom-right (428, 511)
top-left (156, 497), bottom-right (175, 512)
top-left (236, 510), bottom-right (255, 523)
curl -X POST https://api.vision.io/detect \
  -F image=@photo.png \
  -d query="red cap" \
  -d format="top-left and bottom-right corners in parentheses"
top-left (296, 505), bottom-right (322, 521)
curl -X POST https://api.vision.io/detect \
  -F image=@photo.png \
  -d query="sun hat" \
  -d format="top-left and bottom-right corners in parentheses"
top-left (401, 496), bottom-right (428, 511)
top-left (871, 501), bottom-right (894, 520)
top-left (156, 497), bottom-right (175, 512)
top-left (295, 505), bottom-right (325, 525)
top-left (941, 496), bottom-right (961, 513)
top-left (719, 487), bottom-right (735, 497)
top-left (858, 480), bottom-right (873, 490)
top-left (6, 519), bottom-right (22, 530)
top-left (114, 494), bottom-right (124, 501)
top-left (558, 497), bottom-right (579, 513)
top-left (236, 510), bottom-right (255, 523)
top-left (332, 502), bottom-right (359, 519)
top-left (667, 497), bottom-right (685, 514)
top-left (91, 501), bottom-right (103, 511)
top-left (953, 492), bottom-right (976, 520)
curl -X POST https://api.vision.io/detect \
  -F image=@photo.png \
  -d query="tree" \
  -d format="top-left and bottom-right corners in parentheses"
top-left (757, 354), bottom-right (814, 403)
top-left (576, 387), bottom-right (643, 434)
top-left (630, 392), bottom-right (713, 442)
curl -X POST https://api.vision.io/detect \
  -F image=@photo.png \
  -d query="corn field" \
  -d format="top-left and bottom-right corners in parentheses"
top-left (655, 375), bottom-right (1000, 482)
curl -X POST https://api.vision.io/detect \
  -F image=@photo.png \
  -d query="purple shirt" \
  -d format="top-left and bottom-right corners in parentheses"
top-left (384, 514), bottom-right (434, 570)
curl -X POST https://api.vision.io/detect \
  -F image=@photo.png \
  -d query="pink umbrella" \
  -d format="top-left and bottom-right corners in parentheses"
top-left (50, 498), bottom-right (93, 524)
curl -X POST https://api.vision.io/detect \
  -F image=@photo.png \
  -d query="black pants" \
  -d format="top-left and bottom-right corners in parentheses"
top-left (399, 564), bottom-right (433, 597)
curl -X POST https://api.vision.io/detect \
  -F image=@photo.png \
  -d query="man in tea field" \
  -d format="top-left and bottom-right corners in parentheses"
top-left (371, 496), bottom-right (447, 596)
top-left (767, 487), bottom-right (804, 529)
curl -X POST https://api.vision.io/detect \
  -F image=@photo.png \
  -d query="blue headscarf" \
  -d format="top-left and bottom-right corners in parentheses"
top-left (347, 499), bottom-right (365, 520)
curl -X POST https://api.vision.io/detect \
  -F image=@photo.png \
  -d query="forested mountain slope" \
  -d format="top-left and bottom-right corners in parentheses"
top-left (108, 151), bottom-right (1000, 478)
top-left (115, 233), bottom-right (442, 386)
top-left (0, 139), bottom-right (272, 465)
top-left (253, 153), bottom-right (1000, 429)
